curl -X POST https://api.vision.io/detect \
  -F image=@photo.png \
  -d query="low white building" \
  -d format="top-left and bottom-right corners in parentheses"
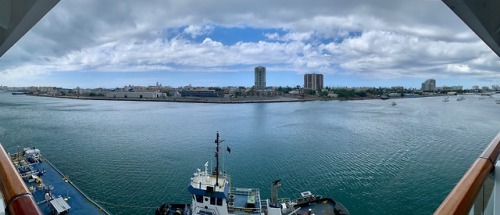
top-left (105, 92), bottom-right (163, 99)
top-left (327, 92), bottom-right (338, 97)
top-left (388, 93), bottom-right (401, 97)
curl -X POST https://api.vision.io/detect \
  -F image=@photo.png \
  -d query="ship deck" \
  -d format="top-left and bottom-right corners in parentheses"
top-left (293, 198), bottom-right (350, 215)
top-left (228, 188), bottom-right (262, 214)
top-left (15, 156), bottom-right (109, 215)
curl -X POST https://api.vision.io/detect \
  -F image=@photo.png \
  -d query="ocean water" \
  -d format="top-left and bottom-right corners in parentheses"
top-left (0, 92), bottom-right (499, 215)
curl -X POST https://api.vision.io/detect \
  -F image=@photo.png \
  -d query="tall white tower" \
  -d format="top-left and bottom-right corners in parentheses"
top-left (254, 66), bottom-right (266, 90)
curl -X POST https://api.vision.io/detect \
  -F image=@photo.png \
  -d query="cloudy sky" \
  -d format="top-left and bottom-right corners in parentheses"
top-left (1, 0), bottom-right (500, 89)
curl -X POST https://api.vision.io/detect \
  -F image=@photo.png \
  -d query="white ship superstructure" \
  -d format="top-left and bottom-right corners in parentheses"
top-left (155, 132), bottom-right (349, 215)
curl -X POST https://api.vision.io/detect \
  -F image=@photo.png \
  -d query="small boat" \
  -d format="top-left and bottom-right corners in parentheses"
top-left (457, 96), bottom-right (465, 101)
top-left (11, 92), bottom-right (26, 95)
top-left (155, 132), bottom-right (350, 215)
top-left (381, 95), bottom-right (389, 100)
top-left (443, 97), bottom-right (449, 102)
top-left (392, 101), bottom-right (397, 106)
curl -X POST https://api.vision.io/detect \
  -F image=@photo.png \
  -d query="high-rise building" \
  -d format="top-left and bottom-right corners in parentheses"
top-left (421, 79), bottom-right (436, 91)
top-left (304, 73), bottom-right (324, 91)
top-left (254, 66), bottom-right (266, 90)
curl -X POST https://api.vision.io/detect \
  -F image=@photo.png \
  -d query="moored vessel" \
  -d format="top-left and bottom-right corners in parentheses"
top-left (6, 147), bottom-right (110, 215)
top-left (155, 132), bottom-right (349, 215)
top-left (11, 92), bottom-right (27, 95)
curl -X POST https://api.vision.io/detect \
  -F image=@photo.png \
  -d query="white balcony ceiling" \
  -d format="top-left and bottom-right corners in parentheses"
top-left (443, 0), bottom-right (500, 58)
top-left (0, 0), bottom-right (59, 57)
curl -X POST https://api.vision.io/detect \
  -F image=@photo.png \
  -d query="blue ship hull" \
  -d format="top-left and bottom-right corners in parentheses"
top-left (10, 148), bottom-right (110, 215)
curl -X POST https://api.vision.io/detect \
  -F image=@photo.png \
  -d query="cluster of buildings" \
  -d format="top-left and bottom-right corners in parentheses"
top-left (421, 79), bottom-right (475, 92)
top-left (253, 66), bottom-right (324, 92)
top-left (472, 85), bottom-right (500, 91)
top-left (420, 79), bottom-right (500, 93)
top-left (3, 69), bottom-right (498, 100)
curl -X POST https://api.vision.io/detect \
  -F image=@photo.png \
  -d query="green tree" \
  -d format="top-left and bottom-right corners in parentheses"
top-left (355, 91), bottom-right (367, 97)
top-left (320, 91), bottom-right (329, 97)
top-left (336, 89), bottom-right (356, 98)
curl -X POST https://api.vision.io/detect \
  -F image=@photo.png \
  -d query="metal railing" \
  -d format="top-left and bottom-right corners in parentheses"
top-left (0, 144), bottom-right (42, 215)
top-left (435, 132), bottom-right (500, 215)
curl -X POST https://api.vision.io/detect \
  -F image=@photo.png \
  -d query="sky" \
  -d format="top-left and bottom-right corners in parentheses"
top-left (1, 0), bottom-right (500, 89)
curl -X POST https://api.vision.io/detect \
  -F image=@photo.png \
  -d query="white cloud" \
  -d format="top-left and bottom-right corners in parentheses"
top-left (184, 25), bottom-right (214, 38)
top-left (446, 64), bottom-right (470, 73)
top-left (0, 0), bottom-right (499, 87)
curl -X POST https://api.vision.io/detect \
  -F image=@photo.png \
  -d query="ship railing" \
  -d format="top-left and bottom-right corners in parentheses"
top-left (230, 206), bottom-right (262, 214)
top-left (229, 187), bottom-right (262, 213)
top-left (435, 132), bottom-right (500, 215)
top-left (231, 187), bottom-right (261, 195)
top-left (0, 144), bottom-right (43, 215)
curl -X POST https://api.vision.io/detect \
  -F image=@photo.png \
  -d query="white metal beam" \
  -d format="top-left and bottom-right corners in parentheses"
top-left (0, 0), bottom-right (60, 57)
top-left (443, 0), bottom-right (500, 58)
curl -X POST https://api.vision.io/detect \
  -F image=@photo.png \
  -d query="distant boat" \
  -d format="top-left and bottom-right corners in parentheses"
top-left (443, 97), bottom-right (450, 102)
top-left (457, 96), bottom-right (465, 101)
top-left (11, 92), bottom-right (26, 95)
top-left (381, 95), bottom-right (389, 100)
top-left (392, 101), bottom-right (397, 106)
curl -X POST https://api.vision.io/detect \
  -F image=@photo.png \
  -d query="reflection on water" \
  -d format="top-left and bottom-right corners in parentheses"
top-left (0, 93), bottom-right (499, 215)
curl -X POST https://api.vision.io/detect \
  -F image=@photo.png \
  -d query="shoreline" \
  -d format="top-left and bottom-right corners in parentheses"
top-left (26, 94), bottom-right (439, 104)
top-left (32, 95), bottom-right (317, 103)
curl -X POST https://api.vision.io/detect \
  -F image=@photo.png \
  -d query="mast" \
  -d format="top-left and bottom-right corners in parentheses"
top-left (214, 131), bottom-right (220, 187)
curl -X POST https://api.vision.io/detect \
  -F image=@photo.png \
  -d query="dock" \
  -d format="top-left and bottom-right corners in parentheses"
top-left (8, 147), bottom-right (110, 215)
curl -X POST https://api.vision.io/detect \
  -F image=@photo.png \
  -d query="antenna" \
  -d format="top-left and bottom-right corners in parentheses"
top-left (213, 131), bottom-right (225, 187)
top-left (214, 131), bottom-right (220, 186)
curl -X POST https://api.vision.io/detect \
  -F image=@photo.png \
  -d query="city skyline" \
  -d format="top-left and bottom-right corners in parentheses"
top-left (0, 70), bottom-right (492, 90)
top-left (1, 1), bottom-right (500, 89)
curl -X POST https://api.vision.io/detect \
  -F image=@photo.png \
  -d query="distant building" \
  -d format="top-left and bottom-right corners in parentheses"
top-left (327, 92), bottom-right (338, 97)
top-left (421, 79), bottom-right (436, 91)
top-left (472, 85), bottom-right (480, 90)
top-left (391, 86), bottom-right (405, 91)
top-left (437, 85), bottom-right (463, 91)
top-left (388, 93), bottom-right (401, 97)
top-left (304, 73), bottom-right (324, 91)
top-left (254, 66), bottom-right (266, 90)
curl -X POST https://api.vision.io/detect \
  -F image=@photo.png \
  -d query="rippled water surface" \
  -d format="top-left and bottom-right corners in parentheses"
top-left (0, 92), bottom-right (499, 214)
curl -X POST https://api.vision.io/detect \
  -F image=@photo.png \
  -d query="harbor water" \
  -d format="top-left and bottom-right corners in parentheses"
top-left (0, 92), bottom-right (499, 215)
